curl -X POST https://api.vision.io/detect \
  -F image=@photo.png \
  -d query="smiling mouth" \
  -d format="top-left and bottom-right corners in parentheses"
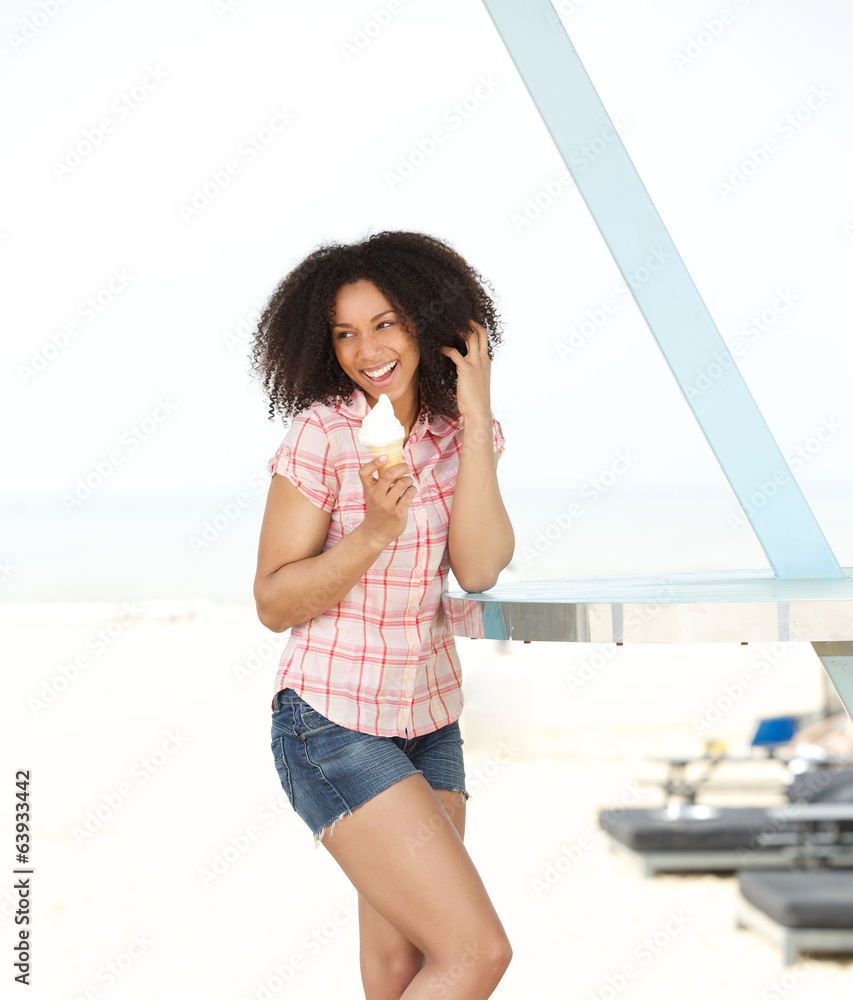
top-left (363, 361), bottom-right (397, 380)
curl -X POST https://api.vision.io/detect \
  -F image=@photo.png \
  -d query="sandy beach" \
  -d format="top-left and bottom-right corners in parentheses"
top-left (6, 598), bottom-right (852, 999)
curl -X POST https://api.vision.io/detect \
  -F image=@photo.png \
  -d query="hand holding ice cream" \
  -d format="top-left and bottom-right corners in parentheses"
top-left (357, 393), bottom-right (415, 544)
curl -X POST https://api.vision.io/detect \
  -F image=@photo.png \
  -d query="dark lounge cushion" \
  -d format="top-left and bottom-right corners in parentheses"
top-left (598, 807), bottom-right (777, 852)
top-left (738, 870), bottom-right (853, 929)
top-left (788, 769), bottom-right (853, 804)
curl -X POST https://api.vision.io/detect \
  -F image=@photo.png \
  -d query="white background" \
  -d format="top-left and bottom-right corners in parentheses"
top-left (3, 0), bottom-right (853, 599)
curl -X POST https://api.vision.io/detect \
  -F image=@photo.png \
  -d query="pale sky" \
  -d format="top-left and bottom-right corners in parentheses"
top-left (3, 0), bottom-right (853, 591)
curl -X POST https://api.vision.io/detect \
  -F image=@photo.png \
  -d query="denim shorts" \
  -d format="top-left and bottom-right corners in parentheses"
top-left (270, 687), bottom-right (469, 848)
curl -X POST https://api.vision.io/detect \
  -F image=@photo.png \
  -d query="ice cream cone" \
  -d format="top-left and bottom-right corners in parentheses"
top-left (358, 394), bottom-right (407, 476)
top-left (366, 440), bottom-right (405, 476)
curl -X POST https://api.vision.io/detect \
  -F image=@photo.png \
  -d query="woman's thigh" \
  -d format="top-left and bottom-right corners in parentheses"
top-left (320, 772), bottom-right (507, 967)
top-left (358, 787), bottom-right (467, 941)
top-left (355, 788), bottom-right (466, 987)
top-left (271, 693), bottom-right (506, 979)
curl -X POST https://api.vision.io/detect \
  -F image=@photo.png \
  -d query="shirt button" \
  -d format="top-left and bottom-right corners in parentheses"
top-left (404, 689), bottom-right (412, 697)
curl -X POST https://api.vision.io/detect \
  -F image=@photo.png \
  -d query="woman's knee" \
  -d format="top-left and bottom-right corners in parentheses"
top-left (431, 925), bottom-right (512, 988)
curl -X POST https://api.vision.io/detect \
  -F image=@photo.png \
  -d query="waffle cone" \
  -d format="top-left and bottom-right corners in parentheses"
top-left (366, 441), bottom-right (405, 476)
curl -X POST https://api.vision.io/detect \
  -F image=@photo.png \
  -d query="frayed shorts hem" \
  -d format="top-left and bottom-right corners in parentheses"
top-left (312, 782), bottom-right (469, 850)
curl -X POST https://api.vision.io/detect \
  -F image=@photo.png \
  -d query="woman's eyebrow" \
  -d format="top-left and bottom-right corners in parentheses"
top-left (332, 310), bottom-right (395, 329)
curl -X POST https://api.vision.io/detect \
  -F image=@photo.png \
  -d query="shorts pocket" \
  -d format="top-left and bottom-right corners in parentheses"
top-left (271, 735), bottom-right (295, 809)
top-left (271, 691), bottom-right (299, 736)
top-left (297, 700), bottom-right (339, 735)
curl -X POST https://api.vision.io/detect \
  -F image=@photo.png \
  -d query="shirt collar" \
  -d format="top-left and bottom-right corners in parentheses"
top-left (334, 389), bottom-right (462, 441)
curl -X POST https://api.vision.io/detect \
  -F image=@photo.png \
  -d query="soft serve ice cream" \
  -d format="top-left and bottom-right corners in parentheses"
top-left (358, 393), bottom-right (406, 475)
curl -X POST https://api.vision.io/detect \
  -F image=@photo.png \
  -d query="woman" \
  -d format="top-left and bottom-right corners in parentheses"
top-left (252, 230), bottom-right (514, 999)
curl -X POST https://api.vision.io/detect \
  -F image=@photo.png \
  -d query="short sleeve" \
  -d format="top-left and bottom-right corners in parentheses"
top-left (491, 414), bottom-right (506, 458)
top-left (267, 411), bottom-right (337, 513)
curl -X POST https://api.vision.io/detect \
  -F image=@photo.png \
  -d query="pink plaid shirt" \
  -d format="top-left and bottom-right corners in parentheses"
top-left (266, 389), bottom-right (505, 738)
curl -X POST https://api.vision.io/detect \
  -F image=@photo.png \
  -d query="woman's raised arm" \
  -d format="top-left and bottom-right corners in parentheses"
top-left (440, 322), bottom-right (514, 593)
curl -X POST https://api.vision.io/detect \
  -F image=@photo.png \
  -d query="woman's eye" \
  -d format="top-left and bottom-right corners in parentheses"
top-left (334, 321), bottom-right (393, 338)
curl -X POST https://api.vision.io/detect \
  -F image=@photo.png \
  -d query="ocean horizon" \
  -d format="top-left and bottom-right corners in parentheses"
top-left (3, 483), bottom-right (850, 605)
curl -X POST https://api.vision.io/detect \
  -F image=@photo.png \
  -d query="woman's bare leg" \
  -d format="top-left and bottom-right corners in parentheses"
top-left (357, 788), bottom-right (468, 999)
top-left (321, 774), bottom-right (511, 999)
top-left (357, 891), bottom-right (423, 999)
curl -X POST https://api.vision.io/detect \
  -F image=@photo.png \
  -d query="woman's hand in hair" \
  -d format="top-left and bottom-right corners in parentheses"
top-left (440, 320), bottom-right (492, 424)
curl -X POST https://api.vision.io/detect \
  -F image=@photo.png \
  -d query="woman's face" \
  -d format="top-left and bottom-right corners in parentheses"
top-left (331, 279), bottom-right (420, 415)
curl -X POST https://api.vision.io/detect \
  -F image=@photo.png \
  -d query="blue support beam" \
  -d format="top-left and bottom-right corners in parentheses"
top-left (812, 643), bottom-right (853, 723)
top-left (481, 0), bottom-right (843, 579)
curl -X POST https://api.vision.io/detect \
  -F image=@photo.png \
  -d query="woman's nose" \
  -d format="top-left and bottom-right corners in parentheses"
top-left (358, 330), bottom-right (383, 357)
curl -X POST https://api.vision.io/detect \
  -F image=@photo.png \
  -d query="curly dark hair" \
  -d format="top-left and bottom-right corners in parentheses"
top-left (250, 230), bottom-right (503, 423)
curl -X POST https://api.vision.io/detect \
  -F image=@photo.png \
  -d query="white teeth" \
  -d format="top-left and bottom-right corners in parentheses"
top-left (364, 361), bottom-right (396, 378)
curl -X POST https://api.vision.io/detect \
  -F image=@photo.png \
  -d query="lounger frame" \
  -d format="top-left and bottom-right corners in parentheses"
top-left (735, 896), bottom-right (853, 965)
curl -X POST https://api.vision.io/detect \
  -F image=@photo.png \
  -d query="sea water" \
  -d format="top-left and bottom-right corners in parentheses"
top-left (2, 484), bottom-right (849, 604)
